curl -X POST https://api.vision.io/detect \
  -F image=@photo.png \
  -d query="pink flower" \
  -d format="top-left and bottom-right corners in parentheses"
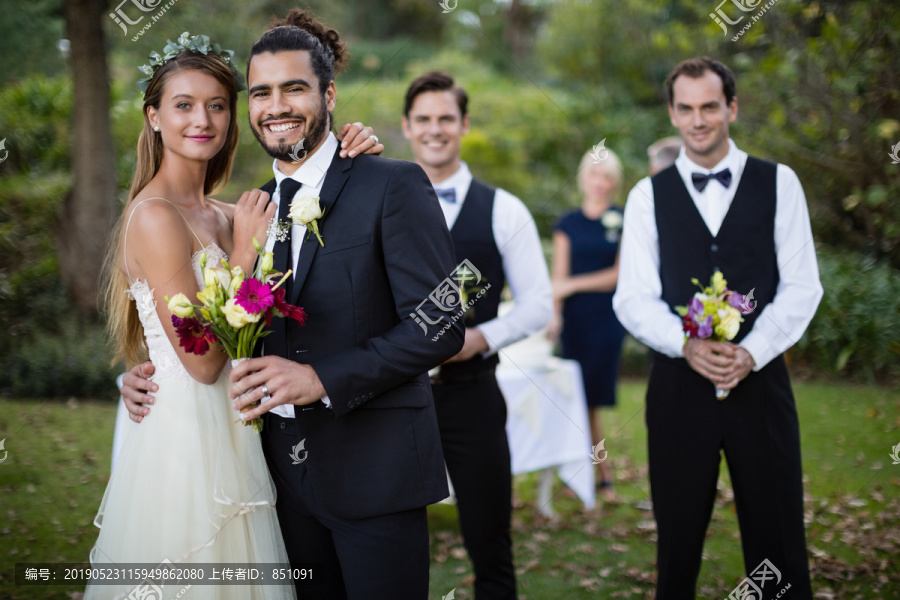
top-left (235, 278), bottom-right (275, 315)
top-left (171, 315), bottom-right (217, 355)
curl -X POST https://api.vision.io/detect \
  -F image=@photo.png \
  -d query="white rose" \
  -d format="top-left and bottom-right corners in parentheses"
top-left (289, 196), bottom-right (324, 225)
top-left (223, 297), bottom-right (261, 329)
top-left (601, 210), bottom-right (623, 230)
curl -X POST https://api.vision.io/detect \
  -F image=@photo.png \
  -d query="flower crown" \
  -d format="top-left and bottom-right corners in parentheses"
top-left (137, 32), bottom-right (247, 96)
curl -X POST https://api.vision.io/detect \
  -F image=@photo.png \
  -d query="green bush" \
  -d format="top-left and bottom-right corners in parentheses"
top-left (794, 249), bottom-right (900, 383)
top-left (0, 171), bottom-right (120, 399)
top-left (0, 173), bottom-right (69, 347)
top-left (0, 317), bottom-right (120, 400)
top-left (0, 75), bottom-right (72, 174)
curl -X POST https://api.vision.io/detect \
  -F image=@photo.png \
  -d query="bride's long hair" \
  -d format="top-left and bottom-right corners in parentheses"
top-left (104, 52), bottom-right (240, 366)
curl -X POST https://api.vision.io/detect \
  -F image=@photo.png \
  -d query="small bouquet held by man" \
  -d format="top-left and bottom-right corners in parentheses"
top-left (676, 270), bottom-right (756, 399)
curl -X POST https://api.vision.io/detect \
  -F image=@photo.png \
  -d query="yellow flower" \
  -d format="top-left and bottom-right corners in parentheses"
top-left (167, 293), bottom-right (194, 318)
top-left (716, 306), bottom-right (742, 340)
top-left (196, 286), bottom-right (218, 306)
top-left (712, 271), bottom-right (727, 295)
top-left (260, 251), bottom-right (274, 275)
top-left (223, 297), bottom-right (261, 329)
top-left (228, 266), bottom-right (245, 298)
top-left (204, 266), bottom-right (231, 291)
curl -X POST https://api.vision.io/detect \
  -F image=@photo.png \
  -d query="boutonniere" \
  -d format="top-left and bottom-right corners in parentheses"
top-left (601, 209), bottom-right (622, 230)
top-left (267, 217), bottom-right (291, 243)
top-left (601, 209), bottom-right (622, 243)
top-left (288, 196), bottom-right (325, 247)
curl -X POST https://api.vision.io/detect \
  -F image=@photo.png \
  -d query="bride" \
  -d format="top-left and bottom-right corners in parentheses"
top-left (87, 35), bottom-right (378, 600)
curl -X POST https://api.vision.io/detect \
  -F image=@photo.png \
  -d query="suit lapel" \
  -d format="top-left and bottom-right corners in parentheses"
top-left (259, 178), bottom-right (277, 198)
top-left (289, 147), bottom-right (353, 306)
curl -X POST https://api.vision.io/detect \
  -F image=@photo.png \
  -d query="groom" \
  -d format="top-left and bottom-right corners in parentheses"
top-left (121, 11), bottom-right (464, 599)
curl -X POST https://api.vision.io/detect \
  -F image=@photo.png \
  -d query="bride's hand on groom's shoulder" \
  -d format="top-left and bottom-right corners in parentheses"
top-left (229, 356), bottom-right (326, 421)
top-left (232, 189), bottom-right (275, 268)
top-left (337, 122), bottom-right (385, 158)
top-left (121, 362), bottom-right (157, 423)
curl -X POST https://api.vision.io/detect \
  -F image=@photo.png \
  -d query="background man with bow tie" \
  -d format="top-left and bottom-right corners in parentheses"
top-left (613, 57), bottom-right (822, 599)
top-left (401, 71), bottom-right (552, 600)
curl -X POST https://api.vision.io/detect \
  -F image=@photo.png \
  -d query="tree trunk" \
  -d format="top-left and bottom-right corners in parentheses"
top-left (58, 0), bottom-right (117, 314)
top-left (504, 0), bottom-right (534, 64)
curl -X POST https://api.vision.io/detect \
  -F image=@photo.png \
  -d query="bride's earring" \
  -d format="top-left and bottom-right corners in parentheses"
top-left (153, 126), bottom-right (160, 132)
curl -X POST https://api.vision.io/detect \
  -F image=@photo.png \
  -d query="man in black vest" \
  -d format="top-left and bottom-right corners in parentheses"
top-left (402, 71), bottom-right (552, 600)
top-left (613, 57), bottom-right (822, 599)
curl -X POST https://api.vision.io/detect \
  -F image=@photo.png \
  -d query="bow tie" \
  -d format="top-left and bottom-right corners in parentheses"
top-left (691, 168), bottom-right (732, 192)
top-left (435, 188), bottom-right (457, 204)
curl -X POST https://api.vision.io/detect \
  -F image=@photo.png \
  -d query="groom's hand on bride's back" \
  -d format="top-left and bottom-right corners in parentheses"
top-left (336, 122), bottom-right (385, 158)
top-left (121, 362), bottom-right (157, 423)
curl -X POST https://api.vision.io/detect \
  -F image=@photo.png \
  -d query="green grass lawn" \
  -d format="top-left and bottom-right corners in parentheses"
top-left (1, 378), bottom-right (898, 599)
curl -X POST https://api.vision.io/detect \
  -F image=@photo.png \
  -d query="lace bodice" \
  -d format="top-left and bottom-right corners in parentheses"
top-left (127, 244), bottom-right (228, 381)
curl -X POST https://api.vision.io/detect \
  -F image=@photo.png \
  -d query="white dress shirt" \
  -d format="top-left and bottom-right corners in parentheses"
top-left (433, 162), bottom-right (553, 353)
top-left (264, 132), bottom-right (338, 417)
top-left (612, 139), bottom-right (823, 370)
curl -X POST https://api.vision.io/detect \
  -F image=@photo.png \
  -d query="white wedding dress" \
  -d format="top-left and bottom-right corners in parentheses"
top-left (85, 243), bottom-right (296, 600)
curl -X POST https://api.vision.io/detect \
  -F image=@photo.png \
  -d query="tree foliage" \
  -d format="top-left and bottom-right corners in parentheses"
top-left (0, 0), bottom-right (897, 384)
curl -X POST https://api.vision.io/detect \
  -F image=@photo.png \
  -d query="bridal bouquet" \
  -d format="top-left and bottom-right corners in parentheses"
top-left (675, 270), bottom-right (755, 399)
top-left (166, 239), bottom-right (307, 431)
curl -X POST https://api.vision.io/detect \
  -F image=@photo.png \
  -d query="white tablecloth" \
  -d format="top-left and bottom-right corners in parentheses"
top-left (497, 334), bottom-right (596, 509)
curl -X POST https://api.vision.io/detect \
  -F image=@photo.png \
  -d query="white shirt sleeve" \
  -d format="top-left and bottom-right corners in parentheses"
top-left (739, 164), bottom-right (823, 369)
top-left (476, 189), bottom-right (553, 353)
top-left (612, 177), bottom-right (686, 357)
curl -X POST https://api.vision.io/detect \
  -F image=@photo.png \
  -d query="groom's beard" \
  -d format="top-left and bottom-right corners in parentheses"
top-left (251, 97), bottom-right (330, 163)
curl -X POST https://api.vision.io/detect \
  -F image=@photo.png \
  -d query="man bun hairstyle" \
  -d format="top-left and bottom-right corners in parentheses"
top-left (248, 8), bottom-right (348, 93)
top-left (665, 56), bottom-right (736, 107)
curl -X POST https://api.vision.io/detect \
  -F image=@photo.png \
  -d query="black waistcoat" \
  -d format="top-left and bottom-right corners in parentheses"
top-left (440, 178), bottom-right (506, 376)
top-left (651, 157), bottom-right (779, 365)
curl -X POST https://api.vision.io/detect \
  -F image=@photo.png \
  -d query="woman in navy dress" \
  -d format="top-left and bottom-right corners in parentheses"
top-left (549, 147), bottom-right (626, 500)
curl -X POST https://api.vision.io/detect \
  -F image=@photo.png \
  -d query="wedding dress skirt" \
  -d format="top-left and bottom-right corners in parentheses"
top-left (85, 243), bottom-right (295, 600)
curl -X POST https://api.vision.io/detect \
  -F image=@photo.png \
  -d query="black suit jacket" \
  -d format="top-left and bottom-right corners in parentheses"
top-left (260, 147), bottom-right (463, 519)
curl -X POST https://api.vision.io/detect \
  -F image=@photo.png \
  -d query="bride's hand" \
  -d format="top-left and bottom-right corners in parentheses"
top-left (337, 122), bottom-right (385, 158)
top-left (233, 189), bottom-right (275, 261)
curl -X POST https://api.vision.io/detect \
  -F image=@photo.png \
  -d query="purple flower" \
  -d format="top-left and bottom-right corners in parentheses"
top-left (696, 315), bottom-right (713, 339)
top-left (729, 288), bottom-right (757, 315)
top-left (689, 295), bottom-right (705, 320)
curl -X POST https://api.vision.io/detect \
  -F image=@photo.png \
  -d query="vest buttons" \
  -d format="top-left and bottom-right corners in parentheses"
top-left (710, 243), bottom-right (719, 252)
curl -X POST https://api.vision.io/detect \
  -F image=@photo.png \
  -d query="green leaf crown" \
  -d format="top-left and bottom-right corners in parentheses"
top-left (137, 32), bottom-right (247, 96)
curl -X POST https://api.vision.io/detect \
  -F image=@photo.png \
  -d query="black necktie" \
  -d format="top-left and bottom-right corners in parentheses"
top-left (274, 178), bottom-right (301, 292)
top-left (691, 168), bottom-right (732, 192)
